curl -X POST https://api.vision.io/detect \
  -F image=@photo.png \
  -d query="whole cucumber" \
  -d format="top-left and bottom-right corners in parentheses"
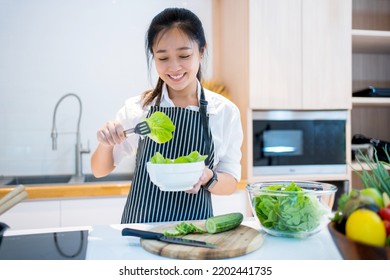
top-left (205, 212), bottom-right (244, 234)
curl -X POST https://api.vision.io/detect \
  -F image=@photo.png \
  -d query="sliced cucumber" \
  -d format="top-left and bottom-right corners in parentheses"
top-left (163, 229), bottom-right (182, 236)
top-left (163, 221), bottom-right (206, 236)
top-left (162, 213), bottom-right (243, 236)
top-left (175, 222), bottom-right (194, 234)
top-left (190, 223), bottom-right (207, 234)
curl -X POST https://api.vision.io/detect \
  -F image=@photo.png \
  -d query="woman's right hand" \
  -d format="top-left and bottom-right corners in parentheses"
top-left (96, 121), bottom-right (126, 146)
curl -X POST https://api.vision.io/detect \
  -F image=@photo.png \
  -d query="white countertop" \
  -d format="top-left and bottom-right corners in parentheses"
top-left (3, 218), bottom-right (342, 260)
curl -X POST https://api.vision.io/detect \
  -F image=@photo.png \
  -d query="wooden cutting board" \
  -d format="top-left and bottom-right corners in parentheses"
top-left (140, 222), bottom-right (264, 259)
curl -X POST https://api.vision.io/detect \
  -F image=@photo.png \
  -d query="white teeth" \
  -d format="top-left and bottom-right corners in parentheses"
top-left (169, 73), bottom-right (184, 80)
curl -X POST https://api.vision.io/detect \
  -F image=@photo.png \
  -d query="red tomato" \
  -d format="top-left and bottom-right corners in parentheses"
top-left (383, 220), bottom-right (390, 236)
top-left (379, 207), bottom-right (390, 222)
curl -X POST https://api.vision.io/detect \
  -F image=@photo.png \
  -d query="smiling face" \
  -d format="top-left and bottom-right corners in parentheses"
top-left (153, 27), bottom-right (203, 99)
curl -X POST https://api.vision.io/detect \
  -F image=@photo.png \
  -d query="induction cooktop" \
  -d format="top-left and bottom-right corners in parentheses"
top-left (0, 230), bottom-right (88, 260)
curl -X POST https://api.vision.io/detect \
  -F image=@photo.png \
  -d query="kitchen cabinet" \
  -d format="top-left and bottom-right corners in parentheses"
top-left (249, 0), bottom-right (351, 110)
top-left (213, 0), bottom-right (352, 181)
top-left (350, 0), bottom-right (390, 188)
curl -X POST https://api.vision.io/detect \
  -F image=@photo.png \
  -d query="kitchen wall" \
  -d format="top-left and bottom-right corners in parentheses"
top-left (0, 0), bottom-right (214, 177)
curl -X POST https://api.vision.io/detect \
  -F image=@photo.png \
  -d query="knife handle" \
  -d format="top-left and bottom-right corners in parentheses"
top-left (122, 228), bottom-right (164, 239)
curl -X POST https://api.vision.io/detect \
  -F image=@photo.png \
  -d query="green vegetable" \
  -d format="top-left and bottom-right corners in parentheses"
top-left (149, 151), bottom-right (208, 164)
top-left (331, 187), bottom-right (383, 230)
top-left (163, 229), bottom-right (182, 236)
top-left (149, 152), bottom-right (169, 164)
top-left (205, 212), bottom-right (243, 234)
top-left (253, 182), bottom-right (326, 233)
top-left (352, 147), bottom-right (390, 197)
top-left (162, 213), bottom-right (243, 236)
top-left (173, 151), bottom-right (208, 163)
top-left (162, 221), bottom-right (206, 236)
top-left (331, 191), bottom-right (353, 224)
top-left (144, 111), bottom-right (175, 144)
top-left (190, 223), bottom-right (207, 234)
top-left (175, 222), bottom-right (195, 235)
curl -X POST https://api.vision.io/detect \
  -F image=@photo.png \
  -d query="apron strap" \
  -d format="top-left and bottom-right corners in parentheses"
top-left (199, 86), bottom-right (211, 166)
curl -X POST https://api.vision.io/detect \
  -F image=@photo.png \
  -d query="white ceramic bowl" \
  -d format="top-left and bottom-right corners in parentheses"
top-left (146, 161), bottom-right (205, 191)
top-left (247, 180), bottom-right (337, 238)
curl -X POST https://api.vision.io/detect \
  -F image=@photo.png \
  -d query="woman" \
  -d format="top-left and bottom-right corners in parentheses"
top-left (91, 7), bottom-right (243, 223)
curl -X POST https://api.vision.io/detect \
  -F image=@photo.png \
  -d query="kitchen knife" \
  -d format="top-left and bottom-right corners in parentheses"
top-left (121, 228), bottom-right (217, 249)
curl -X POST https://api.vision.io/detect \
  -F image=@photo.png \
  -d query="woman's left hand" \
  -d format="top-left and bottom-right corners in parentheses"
top-left (185, 168), bottom-right (212, 194)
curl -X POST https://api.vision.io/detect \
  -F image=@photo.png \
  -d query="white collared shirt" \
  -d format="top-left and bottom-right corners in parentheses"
top-left (113, 81), bottom-right (243, 181)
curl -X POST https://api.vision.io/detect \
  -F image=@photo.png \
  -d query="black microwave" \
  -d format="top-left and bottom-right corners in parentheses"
top-left (252, 110), bottom-right (347, 176)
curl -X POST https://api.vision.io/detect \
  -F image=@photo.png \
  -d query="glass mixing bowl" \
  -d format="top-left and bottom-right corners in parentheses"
top-left (247, 180), bottom-right (337, 238)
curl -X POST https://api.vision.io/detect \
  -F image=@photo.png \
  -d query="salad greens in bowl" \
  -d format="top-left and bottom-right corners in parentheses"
top-left (247, 181), bottom-right (337, 238)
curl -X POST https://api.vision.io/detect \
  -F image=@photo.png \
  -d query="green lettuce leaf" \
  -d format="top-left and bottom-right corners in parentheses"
top-left (173, 151), bottom-right (208, 163)
top-left (149, 151), bottom-right (208, 164)
top-left (144, 111), bottom-right (175, 144)
top-left (148, 152), bottom-right (167, 164)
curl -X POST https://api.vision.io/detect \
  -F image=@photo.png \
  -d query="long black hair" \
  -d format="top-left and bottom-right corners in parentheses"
top-left (142, 8), bottom-right (207, 107)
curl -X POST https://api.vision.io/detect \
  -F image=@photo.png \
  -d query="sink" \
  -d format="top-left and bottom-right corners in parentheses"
top-left (1, 173), bottom-right (132, 186)
top-left (83, 173), bottom-right (132, 182)
top-left (3, 175), bottom-right (72, 185)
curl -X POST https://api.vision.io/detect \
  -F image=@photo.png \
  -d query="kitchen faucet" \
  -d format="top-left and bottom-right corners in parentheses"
top-left (51, 93), bottom-right (90, 183)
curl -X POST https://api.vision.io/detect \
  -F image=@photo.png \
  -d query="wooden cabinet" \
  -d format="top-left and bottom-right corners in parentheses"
top-left (213, 0), bottom-right (352, 180)
top-left (350, 0), bottom-right (390, 188)
top-left (249, 0), bottom-right (301, 109)
top-left (249, 0), bottom-right (351, 110)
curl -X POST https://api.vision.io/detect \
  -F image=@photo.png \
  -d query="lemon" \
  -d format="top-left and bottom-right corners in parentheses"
top-left (346, 209), bottom-right (386, 247)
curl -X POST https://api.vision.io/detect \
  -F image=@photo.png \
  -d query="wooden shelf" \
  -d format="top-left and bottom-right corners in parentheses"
top-left (352, 29), bottom-right (390, 53)
top-left (249, 174), bottom-right (350, 183)
top-left (350, 161), bottom-right (390, 171)
top-left (352, 97), bottom-right (390, 106)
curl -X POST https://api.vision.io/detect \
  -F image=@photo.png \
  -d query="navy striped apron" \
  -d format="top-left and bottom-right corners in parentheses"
top-left (121, 90), bottom-right (215, 223)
